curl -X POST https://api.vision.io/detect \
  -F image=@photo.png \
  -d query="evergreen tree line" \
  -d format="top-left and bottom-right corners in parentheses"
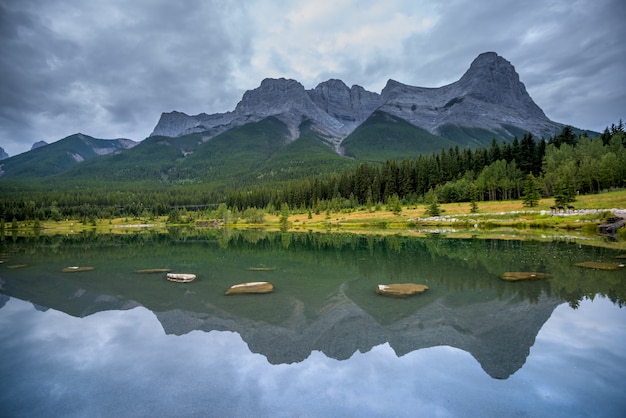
top-left (226, 123), bottom-right (626, 212)
top-left (1, 121), bottom-right (624, 222)
top-left (0, 186), bottom-right (221, 222)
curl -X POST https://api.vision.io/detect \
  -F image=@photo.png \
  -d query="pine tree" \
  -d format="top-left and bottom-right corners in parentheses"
top-left (425, 189), bottom-right (441, 217)
top-left (387, 193), bottom-right (402, 215)
top-left (522, 174), bottom-right (541, 207)
top-left (553, 180), bottom-right (576, 207)
top-left (520, 133), bottom-right (536, 174)
top-left (469, 184), bottom-right (479, 213)
top-left (279, 203), bottom-right (290, 231)
top-left (488, 138), bottom-right (502, 164)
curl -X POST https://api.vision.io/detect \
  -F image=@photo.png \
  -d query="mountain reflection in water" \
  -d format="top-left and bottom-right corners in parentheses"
top-left (1, 230), bottom-right (625, 383)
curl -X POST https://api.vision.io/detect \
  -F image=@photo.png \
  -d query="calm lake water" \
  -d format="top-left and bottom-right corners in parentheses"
top-left (1, 229), bottom-right (625, 417)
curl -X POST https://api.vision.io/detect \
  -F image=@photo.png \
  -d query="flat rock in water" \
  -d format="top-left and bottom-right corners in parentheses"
top-left (575, 261), bottom-right (625, 271)
top-left (225, 281), bottom-right (274, 295)
top-left (376, 283), bottom-right (428, 298)
top-left (134, 268), bottom-right (172, 274)
top-left (62, 266), bottom-right (94, 273)
top-left (7, 264), bottom-right (27, 269)
top-left (501, 272), bottom-right (552, 281)
top-left (166, 273), bottom-right (196, 283)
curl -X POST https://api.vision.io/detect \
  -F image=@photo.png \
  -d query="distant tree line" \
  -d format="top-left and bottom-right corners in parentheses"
top-left (0, 186), bottom-right (221, 223)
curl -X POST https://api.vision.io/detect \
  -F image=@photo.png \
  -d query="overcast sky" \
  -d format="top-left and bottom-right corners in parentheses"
top-left (1, 0), bottom-right (624, 157)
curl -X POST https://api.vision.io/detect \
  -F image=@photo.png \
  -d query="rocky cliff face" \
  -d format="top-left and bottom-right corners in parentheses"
top-left (379, 52), bottom-right (562, 139)
top-left (151, 78), bottom-right (379, 146)
top-left (150, 52), bottom-right (564, 147)
top-left (307, 79), bottom-right (381, 133)
top-left (0, 146), bottom-right (8, 160)
top-left (31, 140), bottom-right (48, 150)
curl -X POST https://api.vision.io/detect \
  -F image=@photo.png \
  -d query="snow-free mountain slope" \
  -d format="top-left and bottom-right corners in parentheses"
top-left (151, 52), bottom-right (564, 147)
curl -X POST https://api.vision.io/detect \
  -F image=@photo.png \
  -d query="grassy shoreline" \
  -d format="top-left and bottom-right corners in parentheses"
top-left (5, 190), bottom-right (626, 246)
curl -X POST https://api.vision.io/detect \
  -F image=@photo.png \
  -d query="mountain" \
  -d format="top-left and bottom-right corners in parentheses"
top-left (0, 133), bottom-right (136, 179)
top-left (151, 77), bottom-right (381, 152)
top-left (0, 52), bottom-right (578, 184)
top-left (59, 117), bottom-right (355, 186)
top-left (339, 110), bottom-right (458, 161)
top-left (377, 52), bottom-right (562, 146)
top-left (152, 52), bottom-right (564, 150)
top-left (0, 146), bottom-right (8, 160)
top-left (31, 140), bottom-right (48, 150)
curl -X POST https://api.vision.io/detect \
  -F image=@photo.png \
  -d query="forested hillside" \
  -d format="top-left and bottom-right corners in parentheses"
top-left (0, 122), bottom-right (624, 222)
top-left (225, 123), bottom-right (626, 211)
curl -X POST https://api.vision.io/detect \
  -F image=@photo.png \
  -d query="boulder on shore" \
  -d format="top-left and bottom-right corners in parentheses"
top-left (376, 283), bottom-right (428, 298)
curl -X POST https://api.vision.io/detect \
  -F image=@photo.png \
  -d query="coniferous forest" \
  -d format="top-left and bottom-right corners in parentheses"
top-left (225, 124), bottom-right (626, 212)
top-left (1, 122), bottom-right (624, 222)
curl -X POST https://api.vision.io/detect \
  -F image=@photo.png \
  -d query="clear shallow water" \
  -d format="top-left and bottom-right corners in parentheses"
top-left (1, 230), bottom-right (625, 417)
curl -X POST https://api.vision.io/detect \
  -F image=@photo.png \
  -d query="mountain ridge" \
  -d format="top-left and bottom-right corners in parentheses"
top-left (151, 52), bottom-right (564, 147)
top-left (0, 133), bottom-right (137, 179)
top-left (0, 52), bottom-right (591, 185)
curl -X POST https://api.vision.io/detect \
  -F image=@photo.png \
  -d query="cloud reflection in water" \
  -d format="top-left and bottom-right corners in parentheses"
top-left (1, 296), bottom-right (625, 417)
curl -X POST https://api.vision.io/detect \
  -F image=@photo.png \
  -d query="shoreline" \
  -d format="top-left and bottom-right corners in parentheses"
top-left (3, 192), bottom-right (625, 248)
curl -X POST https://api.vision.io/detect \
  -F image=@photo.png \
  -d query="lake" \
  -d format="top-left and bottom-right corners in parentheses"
top-left (1, 229), bottom-right (625, 417)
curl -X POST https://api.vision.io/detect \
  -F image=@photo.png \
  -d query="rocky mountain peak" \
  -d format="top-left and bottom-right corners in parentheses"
top-left (378, 52), bottom-right (558, 139)
top-left (31, 140), bottom-right (48, 150)
top-left (456, 52), bottom-right (539, 109)
top-left (235, 78), bottom-right (309, 115)
top-left (150, 52), bottom-right (565, 146)
top-left (308, 79), bottom-right (380, 126)
top-left (0, 146), bottom-right (8, 160)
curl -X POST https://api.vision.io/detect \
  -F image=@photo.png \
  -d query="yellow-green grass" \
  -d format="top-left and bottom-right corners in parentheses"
top-left (281, 190), bottom-right (626, 226)
top-left (7, 190), bottom-right (626, 239)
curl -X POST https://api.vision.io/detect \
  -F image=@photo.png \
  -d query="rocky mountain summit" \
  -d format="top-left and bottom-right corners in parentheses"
top-left (151, 77), bottom-right (380, 148)
top-left (0, 146), bottom-right (8, 160)
top-left (151, 52), bottom-right (564, 146)
top-left (31, 140), bottom-right (48, 150)
top-left (379, 52), bottom-right (560, 138)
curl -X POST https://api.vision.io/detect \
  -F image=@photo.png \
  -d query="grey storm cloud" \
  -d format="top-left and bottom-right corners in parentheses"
top-left (0, 0), bottom-right (254, 155)
top-left (0, 0), bottom-right (624, 157)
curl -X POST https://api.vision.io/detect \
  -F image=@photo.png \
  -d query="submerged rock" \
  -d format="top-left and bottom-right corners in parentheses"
top-left (500, 272), bottom-right (552, 281)
top-left (62, 266), bottom-right (94, 272)
top-left (134, 268), bottom-right (172, 274)
top-left (575, 262), bottom-right (625, 271)
top-left (376, 283), bottom-right (428, 298)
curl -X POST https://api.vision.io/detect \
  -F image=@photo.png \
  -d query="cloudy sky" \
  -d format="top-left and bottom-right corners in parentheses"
top-left (1, 0), bottom-right (624, 156)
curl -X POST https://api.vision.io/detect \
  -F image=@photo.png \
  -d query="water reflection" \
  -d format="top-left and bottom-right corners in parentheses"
top-left (1, 296), bottom-right (625, 417)
top-left (1, 230), bottom-right (625, 384)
